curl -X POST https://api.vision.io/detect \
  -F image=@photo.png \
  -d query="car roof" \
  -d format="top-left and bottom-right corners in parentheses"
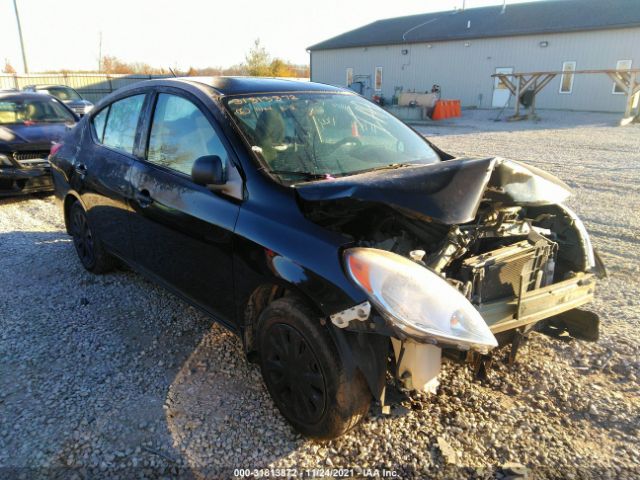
top-left (25, 84), bottom-right (71, 89)
top-left (0, 91), bottom-right (58, 101)
top-left (147, 76), bottom-right (347, 96)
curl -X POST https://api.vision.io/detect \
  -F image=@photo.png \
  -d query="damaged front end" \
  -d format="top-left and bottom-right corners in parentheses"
top-left (298, 157), bottom-right (604, 394)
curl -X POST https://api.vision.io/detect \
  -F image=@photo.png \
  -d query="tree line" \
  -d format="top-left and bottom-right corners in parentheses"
top-left (2, 39), bottom-right (309, 78)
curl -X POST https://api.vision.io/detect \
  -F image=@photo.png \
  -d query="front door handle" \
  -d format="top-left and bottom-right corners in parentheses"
top-left (75, 163), bottom-right (87, 179)
top-left (134, 189), bottom-right (153, 208)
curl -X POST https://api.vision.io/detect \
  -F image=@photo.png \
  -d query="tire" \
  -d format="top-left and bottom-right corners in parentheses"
top-left (257, 296), bottom-right (371, 439)
top-left (68, 201), bottom-right (116, 274)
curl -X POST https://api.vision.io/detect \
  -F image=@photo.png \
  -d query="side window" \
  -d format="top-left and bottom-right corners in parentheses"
top-left (92, 107), bottom-right (109, 142)
top-left (102, 95), bottom-right (145, 154)
top-left (147, 94), bottom-right (228, 176)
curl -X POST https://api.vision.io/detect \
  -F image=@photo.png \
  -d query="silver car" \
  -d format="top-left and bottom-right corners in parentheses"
top-left (23, 84), bottom-right (93, 116)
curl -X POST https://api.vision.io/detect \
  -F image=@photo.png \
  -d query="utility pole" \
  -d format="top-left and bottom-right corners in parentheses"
top-left (98, 31), bottom-right (103, 72)
top-left (12, 0), bottom-right (28, 73)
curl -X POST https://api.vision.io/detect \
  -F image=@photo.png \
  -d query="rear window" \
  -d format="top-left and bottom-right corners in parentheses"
top-left (98, 95), bottom-right (145, 154)
top-left (92, 107), bottom-right (108, 142)
top-left (45, 87), bottom-right (82, 102)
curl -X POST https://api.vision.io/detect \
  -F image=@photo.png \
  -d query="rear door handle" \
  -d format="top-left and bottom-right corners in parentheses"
top-left (75, 163), bottom-right (87, 178)
top-left (134, 188), bottom-right (153, 208)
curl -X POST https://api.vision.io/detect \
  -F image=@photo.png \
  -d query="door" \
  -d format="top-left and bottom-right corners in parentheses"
top-left (127, 91), bottom-right (241, 323)
top-left (75, 93), bottom-right (147, 258)
top-left (492, 67), bottom-right (513, 108)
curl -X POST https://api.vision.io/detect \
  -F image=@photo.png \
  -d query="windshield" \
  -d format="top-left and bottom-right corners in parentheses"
top-left (44, 86), bottom-right (82, 101)
top-left (0, 98), bottom-right (76, 125)
top-left (224, 93), bottom-right (440, 183)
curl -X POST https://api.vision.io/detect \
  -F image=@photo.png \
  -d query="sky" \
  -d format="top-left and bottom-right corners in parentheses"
top-left (1, 0), bottom-right (539, 73)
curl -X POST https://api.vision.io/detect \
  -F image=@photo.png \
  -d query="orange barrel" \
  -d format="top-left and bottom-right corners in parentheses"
top-left (431, 100), bottom-right (445, 120)
top-left (453, 100), bottom-right (461, 117)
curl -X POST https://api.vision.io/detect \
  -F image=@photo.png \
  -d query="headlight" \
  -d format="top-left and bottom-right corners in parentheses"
top-left (0, 153), bottom-right (13, 166)
top-left (344, 248), bottom-right (498, 353)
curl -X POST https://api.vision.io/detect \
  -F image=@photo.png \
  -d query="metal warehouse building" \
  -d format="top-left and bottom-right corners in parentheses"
top-left (308, 0), bottom-right (640, 113)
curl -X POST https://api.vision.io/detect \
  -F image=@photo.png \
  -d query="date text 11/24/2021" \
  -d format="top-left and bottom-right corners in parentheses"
top-left (233, 468), bottom-right (399, 477)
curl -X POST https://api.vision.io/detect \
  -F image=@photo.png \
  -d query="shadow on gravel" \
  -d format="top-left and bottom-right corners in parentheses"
top-left (1, 228), bottom-right (312, 478)
top-left (164, 322), bottom-right (303, 478)
top-left (0, 229), bottom-right (236, 477)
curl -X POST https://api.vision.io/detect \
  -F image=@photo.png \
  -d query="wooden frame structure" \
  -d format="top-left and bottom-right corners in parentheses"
top-left (491, 69), bottom-right (640, 125)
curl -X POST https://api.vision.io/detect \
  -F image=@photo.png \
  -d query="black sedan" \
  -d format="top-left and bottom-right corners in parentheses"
top-left (0, 92), bottom-right (77, 196)
top-left (50, 77), bottom-right (603, 439)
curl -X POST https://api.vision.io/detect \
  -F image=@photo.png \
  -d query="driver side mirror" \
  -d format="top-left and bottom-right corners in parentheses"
top-left (192, 155), bottom-right (227, 188)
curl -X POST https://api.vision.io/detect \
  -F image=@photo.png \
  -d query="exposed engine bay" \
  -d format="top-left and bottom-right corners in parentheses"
top-left (297, 157), bottom-right (604, 393)
top-left (311, 200), bottom-right (593, 321)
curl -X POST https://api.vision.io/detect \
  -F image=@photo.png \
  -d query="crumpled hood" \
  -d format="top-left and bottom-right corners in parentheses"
top-left (0, 123), bottom-right (71, 147)
top-left (295, 157), bottom-right (572, 225)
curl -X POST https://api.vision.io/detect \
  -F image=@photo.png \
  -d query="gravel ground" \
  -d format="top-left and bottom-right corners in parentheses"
top-left (1, 109), bottom-right (639, 479)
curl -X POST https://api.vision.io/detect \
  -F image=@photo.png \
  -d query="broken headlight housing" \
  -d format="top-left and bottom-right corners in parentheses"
top-left (344, 248), bottom-right (498, 353)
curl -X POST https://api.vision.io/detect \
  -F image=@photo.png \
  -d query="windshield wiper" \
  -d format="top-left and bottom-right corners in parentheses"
top-left (269, 170), bottom-right (334, 181)
top-left (349, 163), bottom-right (417, 176)
top-left (375, 162), bottom-right (415, 170)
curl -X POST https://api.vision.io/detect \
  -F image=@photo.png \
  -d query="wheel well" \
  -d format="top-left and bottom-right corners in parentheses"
top-left (243, 282), bottom-right (389, 402)
top-left (63, 194), bottom-right (79, 234)
top-left (242, 283), bottom-right (321, 361)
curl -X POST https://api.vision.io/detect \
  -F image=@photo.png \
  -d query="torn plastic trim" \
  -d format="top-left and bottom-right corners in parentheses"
top-left (330, 301), bottom-right (371, 328)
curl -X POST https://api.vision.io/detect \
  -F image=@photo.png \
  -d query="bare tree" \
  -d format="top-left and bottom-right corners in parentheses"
top-left (2, 59), bottom-right (16, 74)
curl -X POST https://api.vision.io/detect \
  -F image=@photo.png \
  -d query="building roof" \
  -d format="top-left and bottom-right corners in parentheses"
top-left (308, 0), bottom-right (640, 51)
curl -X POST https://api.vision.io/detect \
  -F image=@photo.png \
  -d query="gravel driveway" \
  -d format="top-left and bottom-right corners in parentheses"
top-left (1, 110), bottom-right (638, 479)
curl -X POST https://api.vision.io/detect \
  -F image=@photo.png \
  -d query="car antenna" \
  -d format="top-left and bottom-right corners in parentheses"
top-left (168, 67), bottom-right (177, 77)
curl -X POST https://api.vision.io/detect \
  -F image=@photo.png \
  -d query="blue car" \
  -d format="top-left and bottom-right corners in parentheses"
top-left (0, 92), bottom-right (77, 196)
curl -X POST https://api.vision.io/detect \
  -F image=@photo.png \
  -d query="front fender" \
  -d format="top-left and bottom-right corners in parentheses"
top-left (233, 193), bottom-right (367, 323)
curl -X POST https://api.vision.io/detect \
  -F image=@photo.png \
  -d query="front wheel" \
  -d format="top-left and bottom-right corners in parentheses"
top-left (68, 201), bottom-right (115, 274)
top-left (257, 296), bottom-right (371, 439)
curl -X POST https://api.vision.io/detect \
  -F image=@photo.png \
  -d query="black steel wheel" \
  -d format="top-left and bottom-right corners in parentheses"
top-left (68, 201), bottom-right (115, 274)
top-left (70, 202), bottom-right (95, 268)
top-left (257, 296), bottom-right (371, 439)
top-left (262, 323), bottom-right (327, 424)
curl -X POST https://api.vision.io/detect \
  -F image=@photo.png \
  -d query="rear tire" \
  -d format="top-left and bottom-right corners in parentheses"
top-left (257, 296), bottom-right (371, 439)
top-left (68, 201), bottom-right (115, 274)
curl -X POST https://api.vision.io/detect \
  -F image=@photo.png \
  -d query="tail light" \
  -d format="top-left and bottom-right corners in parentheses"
top-left (50, 142), bottom-right (63, 157)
